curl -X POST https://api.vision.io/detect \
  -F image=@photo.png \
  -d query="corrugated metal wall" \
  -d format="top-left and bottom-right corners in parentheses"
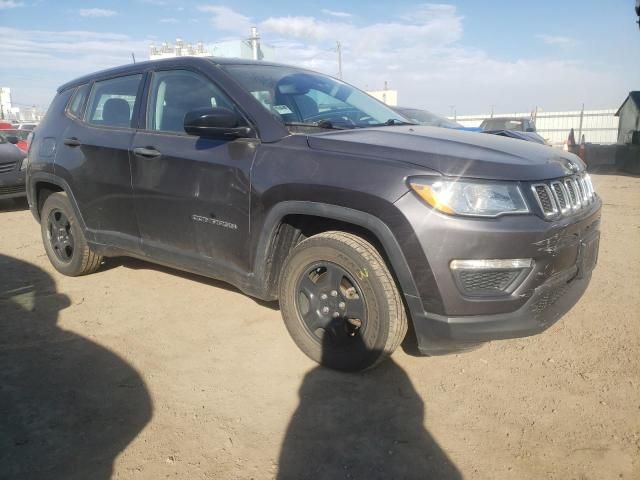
top-left (454, 109), bottom-right (619, 146)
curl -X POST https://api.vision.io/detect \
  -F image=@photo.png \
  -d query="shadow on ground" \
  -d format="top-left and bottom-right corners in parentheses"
top-left (0, 254), bottom-right (152, 480)
top-left (278, 335), bottom-right (461, 480)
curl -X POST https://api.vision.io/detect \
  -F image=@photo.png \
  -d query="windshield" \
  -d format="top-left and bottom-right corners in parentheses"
top-left (0, 129), bottom-right (29, 141)
top-left (394, 107), bottom-right (462, 129)
top-left (222, 64), bottom-right (409, 129)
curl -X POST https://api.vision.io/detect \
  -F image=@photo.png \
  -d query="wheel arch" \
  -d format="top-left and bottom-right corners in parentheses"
top-left (28, 173), bottom-right (88, 233)
top-left (253, 202), bottom-right (422, 312)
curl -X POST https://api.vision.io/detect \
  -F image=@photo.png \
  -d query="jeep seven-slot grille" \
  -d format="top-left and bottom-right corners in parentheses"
top-left (531, 173), bottom-right (595, 219)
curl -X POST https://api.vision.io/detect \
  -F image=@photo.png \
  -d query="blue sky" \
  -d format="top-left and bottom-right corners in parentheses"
top-left (1, 0), bottom-right (638, 115)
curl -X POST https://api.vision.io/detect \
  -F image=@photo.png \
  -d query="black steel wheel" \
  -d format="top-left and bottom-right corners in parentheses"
top-left (46, 209), bottom-right (75, 263)
top-left (295, 261), bottom-right (367, 347)
top-left (40, 192), bottom-right (103, 276)
top-left (279, 231), bottom-right (407, 371)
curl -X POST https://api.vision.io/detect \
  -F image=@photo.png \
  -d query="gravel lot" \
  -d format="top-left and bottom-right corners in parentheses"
top-left (1, 173), bottom-right (638, 480)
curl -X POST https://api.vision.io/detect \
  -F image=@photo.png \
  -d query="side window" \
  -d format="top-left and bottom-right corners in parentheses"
top-left (66, 84), bottom-right (90, 119)
top-left (85, 74), bottom-right (142, 128)
top-left (147, 69), bottom-right (242, 134)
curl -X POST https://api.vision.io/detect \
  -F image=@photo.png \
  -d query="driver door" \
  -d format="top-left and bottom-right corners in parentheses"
top-left (130, 68), bottom-right (257, 274)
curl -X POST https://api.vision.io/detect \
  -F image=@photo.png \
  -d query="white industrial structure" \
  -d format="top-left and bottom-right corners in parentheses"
top-left (150, 28), bottom-right (275, 62)
top-left (0, 87), bottom-right (41, 122)
top-left (454, 109), bottom-right (619, 145)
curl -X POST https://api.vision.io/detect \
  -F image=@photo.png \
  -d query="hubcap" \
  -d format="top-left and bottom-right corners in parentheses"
top-left (47, 209), bottom-right (74, 263)
top-left (295, 262), bottom-right (367, 346)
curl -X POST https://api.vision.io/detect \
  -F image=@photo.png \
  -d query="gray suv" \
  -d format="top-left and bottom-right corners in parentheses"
top-left (26, 57), bottom-right (601, 371)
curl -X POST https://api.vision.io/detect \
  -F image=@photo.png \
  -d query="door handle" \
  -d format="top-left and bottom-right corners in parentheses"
top-left (63, 137), bottom-right (81, 147)
top-left (133, 147), bottom-right (161, 158)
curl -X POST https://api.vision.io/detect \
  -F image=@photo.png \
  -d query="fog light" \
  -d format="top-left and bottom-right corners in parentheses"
top-left (450, 259), bottom-right (533, 270)
top-left (450, 259), bottom-right (533, 297)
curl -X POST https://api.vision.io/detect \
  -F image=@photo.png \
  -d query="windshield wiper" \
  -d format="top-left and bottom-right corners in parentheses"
top-left (284, 121), bottom-right (351, 130)
top-left (379, 118), bottom-right (418, 126)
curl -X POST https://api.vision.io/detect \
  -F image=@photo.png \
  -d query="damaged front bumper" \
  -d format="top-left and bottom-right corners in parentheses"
top-left (395, 191), bottom-right (602, 354)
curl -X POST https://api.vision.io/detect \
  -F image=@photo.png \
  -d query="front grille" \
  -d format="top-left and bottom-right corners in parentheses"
top-left (0, 184), bottom-right (26, 195)
top-left (458, 270), bottom-right (519, 295)
top-left (531, 173), bottom-right (596, 219)
top-left (0, 161), bottom-right (17, 174)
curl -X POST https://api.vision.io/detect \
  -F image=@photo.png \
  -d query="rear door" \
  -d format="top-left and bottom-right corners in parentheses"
top-left (58, 74), bottom-right (144, 252)
top-left (130, 68), bottom-right (257, 274)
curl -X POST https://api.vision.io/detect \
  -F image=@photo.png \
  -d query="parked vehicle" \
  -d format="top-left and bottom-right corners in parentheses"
top-left (392, 106), bottom-right (466, 129)
top-left (26, 57), bottom-right (601, 371)
top-left (0, 134), bottom-right (27, 200)
top-left (479, 117), bottom-right (547, 144)
top-left (17, 123), bottom-right (38, 131)
top-left (0, 129), bottom-right (30, 154)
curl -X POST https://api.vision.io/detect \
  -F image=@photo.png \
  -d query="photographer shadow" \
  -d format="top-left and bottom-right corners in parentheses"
top-left (0, 254), bottom-right (152, 480)
top-left (278, 335), bottom-right (461, 480)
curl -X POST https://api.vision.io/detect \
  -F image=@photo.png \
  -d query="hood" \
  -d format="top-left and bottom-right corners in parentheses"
top-left (0, 142), bottom-right (25, 164)
top-left (306, 126), bottom-right (583, 181)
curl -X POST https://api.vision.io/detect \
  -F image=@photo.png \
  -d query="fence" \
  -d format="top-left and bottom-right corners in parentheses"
top-left (454, 109), bottom-right (619, 146)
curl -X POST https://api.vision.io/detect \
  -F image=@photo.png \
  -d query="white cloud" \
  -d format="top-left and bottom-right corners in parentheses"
top-left (159, 17), bottom-right (178, 23)
top-left (197, 5), bottom-right (251, 33)
top-left (536, 34), bottom-right (577, 47)
top-left (79, 8), bottom-right (117, 17)
top-left (320, 9), bottom-right (352, 18)
top-left (0, 27), bottom-right (149, 107)
top-left (3, 4), bottom-right (637, 114)
top-left (0, 0), bottom-right (24, 8)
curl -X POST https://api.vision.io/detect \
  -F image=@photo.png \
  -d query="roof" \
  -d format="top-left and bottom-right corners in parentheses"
top-left (615, 91), bottom-right (640, 116)
top-left (56, 56), bottom-right (294, 93)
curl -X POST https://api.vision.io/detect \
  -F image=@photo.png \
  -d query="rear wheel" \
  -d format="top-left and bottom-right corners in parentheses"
top-left (279, 231), bottom-right (407, 371)
top-left (40, 192), bottom-right (103, 276)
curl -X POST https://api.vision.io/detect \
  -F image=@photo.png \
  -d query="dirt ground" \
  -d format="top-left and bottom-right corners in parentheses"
top-left (1, 173), bottom-right (638, 480)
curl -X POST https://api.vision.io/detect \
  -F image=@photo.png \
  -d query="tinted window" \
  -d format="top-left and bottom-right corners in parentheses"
top-left (147, 69), bottom-right (240, 133)
top-left (85, 74), bottom-right (142, 128)
top-left (67, 84), bottom-right (90, 119)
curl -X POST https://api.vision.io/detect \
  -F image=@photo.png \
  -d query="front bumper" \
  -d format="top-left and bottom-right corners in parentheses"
top-left (395, 190), bottom-right (601, 354)
top-left (0, 169), bottom-right (26, 200)
top-left (410, 266), bottom-right (592, 354)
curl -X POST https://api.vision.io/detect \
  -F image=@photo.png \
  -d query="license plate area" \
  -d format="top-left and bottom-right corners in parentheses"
top-left (577, 232), bottom-right (600, 278)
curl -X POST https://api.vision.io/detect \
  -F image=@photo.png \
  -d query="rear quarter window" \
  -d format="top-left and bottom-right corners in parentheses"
top-left (66, 84), bottom-right (91, 119)
top-left (84, 74), bottom-right (143, 129)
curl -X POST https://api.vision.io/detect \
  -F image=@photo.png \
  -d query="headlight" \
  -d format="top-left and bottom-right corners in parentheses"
top-left (20, 156), bottom-right (29, 171)
top-left (409, 177), bottom-right (529, 217)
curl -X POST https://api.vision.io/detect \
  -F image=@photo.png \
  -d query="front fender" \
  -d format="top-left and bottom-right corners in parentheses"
top-left (252, 200), bottom-right (437, 325)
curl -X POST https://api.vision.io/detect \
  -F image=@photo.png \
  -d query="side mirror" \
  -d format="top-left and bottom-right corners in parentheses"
top-left (525, 127), bottom-right (535, 132)
top-left (184, 107), bottom-right (253, 139)
top-left (6, 135), bottom-right (19, 145)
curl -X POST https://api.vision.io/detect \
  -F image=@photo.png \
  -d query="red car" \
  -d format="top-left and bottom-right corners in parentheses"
top-left (0, 129), bottom-right (30, 154)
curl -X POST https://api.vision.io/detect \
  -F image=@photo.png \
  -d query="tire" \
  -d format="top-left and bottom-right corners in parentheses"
top-left (40, 192), bottom-right (103, 276)
top-left (278, 231), bottom-right (407, 371)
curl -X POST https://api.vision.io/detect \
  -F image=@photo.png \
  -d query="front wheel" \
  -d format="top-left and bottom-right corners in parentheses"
top-left (278, 231), bottom-right (407, 371)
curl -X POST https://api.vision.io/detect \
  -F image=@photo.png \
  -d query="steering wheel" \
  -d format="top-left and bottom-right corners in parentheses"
top-left (304, 112), bottom-right (358, 128)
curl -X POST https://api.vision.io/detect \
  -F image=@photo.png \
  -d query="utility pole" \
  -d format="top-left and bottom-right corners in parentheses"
top-left (336, 41), bottom-right (343, 79)
top-left (578, 103), bottom-right (585, 141)
top-left (250, 27), bottom-right (260, 61)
